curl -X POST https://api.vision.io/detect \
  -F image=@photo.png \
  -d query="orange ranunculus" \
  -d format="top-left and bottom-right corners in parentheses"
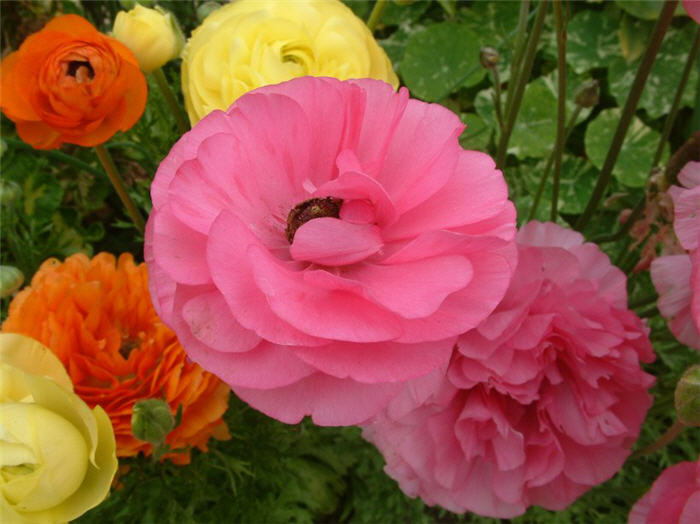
top-left (2, 253), bottom-right (231, 464)
top-left (0, 15), bottom-right (147, 149)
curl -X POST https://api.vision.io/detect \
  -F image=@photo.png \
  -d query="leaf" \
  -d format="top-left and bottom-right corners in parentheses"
top-left (381, 0), bottom-right (430, 26)
top-left (475, 70), bottom-right (592, 159)
top-left (566, 9), bottom-right (621, 73)
top-left (618, 13), bottom-right (653, 63)
top-left (401, 22), bottom-right (485, 101)
top-left (23, 172), bottom-right (63, 221)
top-left (608, 25), bottom-right (699, 119)
top-left (584, 108), bottom-right (668, 188)
top-left (521, 156), bottom-right (599, 215)
top-left (613, 0), bottom-right (666, 20)
top-left (459, 113), bottom-right (492, 152)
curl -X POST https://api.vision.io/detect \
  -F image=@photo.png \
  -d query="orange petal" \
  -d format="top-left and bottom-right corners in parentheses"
top-left (0, 52), bottom-right (39, 121)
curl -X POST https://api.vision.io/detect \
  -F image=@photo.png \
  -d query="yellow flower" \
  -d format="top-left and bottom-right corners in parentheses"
top-left (112, 4), bottom-right (184, 73)
top-left (182, 0), bottom-right (399, 124)
top-left (0, 334), bottom-right (117, 524)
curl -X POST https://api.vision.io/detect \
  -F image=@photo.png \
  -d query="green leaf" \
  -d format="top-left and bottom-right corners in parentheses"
top-left (613, 0), bottom-right (666, 20)
top-left (459, 113), bottom-right (492, 152)
top-left (401, 22), bottom-right (485, 101)
top-left (23, 172), bottom-right (63, 221)
top-left (566, 10), bottom-right (621, 73)
top-left (381, 0), bottom-right (430, 26)
top-left (585, 108), bottom-right (667, 188)
top-left (475, 71), bottom-right (592, 159)
top-left (608, 25), bottom-right (699, 119)
top-left (521, 156), bottom-right (598, 215)
top-left (618, 13), bottom-right (653, 63)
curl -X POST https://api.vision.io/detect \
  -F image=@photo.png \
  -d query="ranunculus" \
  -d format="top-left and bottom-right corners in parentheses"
top-left (0, 14), bottom-right (147, 149)
top-left (145, 76), bottom-right (517, 426)
top-left (0, 333), bottom-right (117, 523)
top-left (2, 253), bottom-right (231, 464)
top-left (112, 4), bottom-right (184, 73)
top-left (684, 0), bottom-right (700, 25)
top-left (629, 459), bottom-right (700, 523)
top-left (363, 221), bottom-right (655, 518)
top-left (181, 0), bottom-right (399, 124)
top-left (651, 161), bottom-right (700, 350)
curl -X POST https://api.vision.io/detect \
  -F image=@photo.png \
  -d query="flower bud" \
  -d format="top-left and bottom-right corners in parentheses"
top-left (0, 266), bottom-right (24, 298)
top-left (675, 365), bottom-right (700, 426)
top-left (197, 2), bottom-right (222, 22)
top-left (480, 47), bottom-right (501, 69)
top-left (131, 398), bottom-right (175, 445)
top-left (574, 79), bottom-right (600, 108)
top-left (112, 5), bottom-right (184, 73)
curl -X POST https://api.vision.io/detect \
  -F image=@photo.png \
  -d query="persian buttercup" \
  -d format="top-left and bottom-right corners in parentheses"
top-left (363, 221), bottom-right (655, 518)
top-left (181, 0), bottom-right (398, 124)
top-left (629, 459), bottom-right (700, 523)
top-left (651, 161), bottom-right (700, 350)
top-left (145, 76), bottom-right (517, 426)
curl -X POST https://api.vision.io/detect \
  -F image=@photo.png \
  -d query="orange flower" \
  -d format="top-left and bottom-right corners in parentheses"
top-left (0, 15), bottom-right (147, 149)
top-left (2, 253), bottom-right (231, 464)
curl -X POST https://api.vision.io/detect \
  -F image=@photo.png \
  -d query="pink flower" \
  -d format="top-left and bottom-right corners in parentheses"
top-left (629, 459), bottom-right (700, 523)
top-left (145, 76), bottom-right (516, 426)
top-left (684, 0), bottom-right (700, 25)
top-left (651, 161), bottom-right (700, 350)
top-left (363, 221), bottom-right (655, 518)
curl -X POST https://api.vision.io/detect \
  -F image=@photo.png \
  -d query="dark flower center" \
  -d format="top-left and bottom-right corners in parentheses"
top-left (119, 338), bottom-right (138, 359)
top-left (285, 197), bottom-right (342, 243)
top-left (67, 60), bottom-right (95, 82)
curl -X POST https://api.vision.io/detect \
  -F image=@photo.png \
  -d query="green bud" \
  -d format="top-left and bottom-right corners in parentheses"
top-left (675, 365), bottom-right (700, 427)
top-left (0, 266), bottom-right (24, 298)
top-left (131, 399), bottom-right (175, 446)
top-left (574, 79), bottom-right (599, 108)
top-left (479, 47), bottom-right (500, 69)
top-left (197, 1), bottom-right (221, 22)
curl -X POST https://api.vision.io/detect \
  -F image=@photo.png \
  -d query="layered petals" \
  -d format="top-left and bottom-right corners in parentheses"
top-left (363, 221), bottom-right (655, 518)
top-left (146, 76), bottom-right (517, 426)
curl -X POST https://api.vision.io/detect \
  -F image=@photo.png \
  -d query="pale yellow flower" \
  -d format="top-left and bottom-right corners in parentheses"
top-left (0, 334), bottom-right (117, 524)
top-left (182, 0), bottom-right (399, 124)
top-left (112, 4), bottom-right (184, 73)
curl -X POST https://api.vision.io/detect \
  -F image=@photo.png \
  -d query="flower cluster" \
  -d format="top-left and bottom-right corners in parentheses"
top-left (363, 222), bottom-right (655, 517)
top-left (652, 161), bottom-right (700, 350)
top-left (2, 253), bottom-right (231, 464)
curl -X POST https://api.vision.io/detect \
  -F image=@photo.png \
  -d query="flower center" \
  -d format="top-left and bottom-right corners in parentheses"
top-left (66, 60), bottom-right (94, 83)
top-left (119, 337), bottom-right (138, 359)
top-left (285, 197), bottom-right (342, 243)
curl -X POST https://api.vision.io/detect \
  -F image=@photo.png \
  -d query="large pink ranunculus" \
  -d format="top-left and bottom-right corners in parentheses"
top-left (629, 459), bottom-right (700, 523)
top-left (363, 221), bottom-right (655, 518)
top-left (145, 76), bottom-right (517, 426)
top-left (651, 161), bottom-right (700, 350)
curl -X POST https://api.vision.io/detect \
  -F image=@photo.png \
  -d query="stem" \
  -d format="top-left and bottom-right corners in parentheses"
top-left (151, 68), bottom-right (189, 135)
top-left (527, 105), bottom-right (581, 221)
top-left (592, 196), bottom-right (646, 243)
top-left (632, 420), bottom-right (685, 458)
top-left (94, 145), bottom-right (145, 234)
top-left (550, 0), bottom-right (567, 222)
top-left (496, 0), bottom-right (549, 169)
top-left (574, 0), bottom-right (677, 232)
top-left (366, 0), bottom-right (388, 33)
top-left (491, 66), bottom-right (504, 131)
top-left (504, 0), bottom-right (531, 120)
top-left (652, 27), bottom-right (700, 168)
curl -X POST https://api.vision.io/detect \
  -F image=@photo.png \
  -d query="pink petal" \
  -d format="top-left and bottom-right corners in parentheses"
top-left (517, 220), bottom-right (584, 249)
top-left (234, 373), bottom-right (404, 425)
top-left (290, 218), bottom-right (383, 266)
top-left (651, 255), bottom-right (692, 317)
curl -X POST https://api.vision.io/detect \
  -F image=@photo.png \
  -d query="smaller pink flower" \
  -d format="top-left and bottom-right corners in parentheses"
top-left (651, 161), bottom-right (700, 349)
top-left (363, 221), bottom-right (655, 518)
top-left (629, 458), bottom-right (700, 523)
top-left (684, 0), bottom-right (700, 25)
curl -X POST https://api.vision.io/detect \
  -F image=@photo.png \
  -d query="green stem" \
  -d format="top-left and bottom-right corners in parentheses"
top-left (94, 145), bottom-right (145, 234)
top-left (491, 66), bottom-right (504, 132)
top-left (592, 196), bottom-right (646, 244)
top-left (527, 106), bottom-right (581, 221)
top-left (366, 0), bottom-right (388, 33)
top-left (504, 0), bottom-right (531, 121)
top-left (550, 0), bottom-right (567, 222)
top-left (653, 27), bottom-right (700, 168)
top-left (496, 0), bottom-right (549, 169)
top-left (151, 68), bottom-right (189, 135)
top-left (632, 420), bottom-right (685, 458)
top-left (574, 0), bottom-right (677, 232)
